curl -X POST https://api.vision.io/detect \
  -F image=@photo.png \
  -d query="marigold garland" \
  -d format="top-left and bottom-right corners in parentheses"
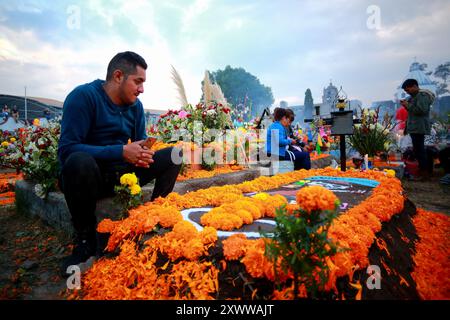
top-left (85, 167), bottom-right (407, 300)
top-left (177, 165), bottom-right (244, 182)
top-left (199, 194), bottom-right (287, 231)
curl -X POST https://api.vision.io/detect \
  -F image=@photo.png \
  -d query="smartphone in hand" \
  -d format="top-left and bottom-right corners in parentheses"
top-left (140, 136), bottom-right (157, 149)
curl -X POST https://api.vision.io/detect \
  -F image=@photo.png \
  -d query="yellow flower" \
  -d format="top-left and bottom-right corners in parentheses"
top-left (9, 137), bottom-right (16, 143)
top-left (238, 127), bottom-right (247, 134)
top-left (1, 141), bottom-right (9, 147)
top-left (120, 173), bottom-right (138, 187)
top-left (130, 184), bottom-right (141, 195)
top-left (384, 169), bottom-right (396, 178)
top-left (33, 118), bottom-right (40, 126)
top-left (253, 192), bottom-right (269, 201)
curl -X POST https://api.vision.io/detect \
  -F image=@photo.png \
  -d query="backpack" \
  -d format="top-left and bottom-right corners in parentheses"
top-left (419, 89), bottom-right (436, 105)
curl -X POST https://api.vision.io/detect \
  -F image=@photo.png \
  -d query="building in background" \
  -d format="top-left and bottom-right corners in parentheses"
top-left (320, 81), bottom-right (339, 116)
top-left (0, 94), bottom-right (63, 121)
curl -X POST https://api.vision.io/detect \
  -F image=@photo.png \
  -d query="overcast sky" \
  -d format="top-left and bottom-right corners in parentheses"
top-left (1, 0), bottom-right (449, 110)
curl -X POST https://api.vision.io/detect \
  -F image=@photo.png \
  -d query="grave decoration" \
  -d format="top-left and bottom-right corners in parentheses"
top-left (66, 167), bottom-right (449, 300)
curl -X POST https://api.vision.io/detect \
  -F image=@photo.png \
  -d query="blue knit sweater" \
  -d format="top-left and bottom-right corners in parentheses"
top-left (58, 79), bottom-right (146, 167)
top-left (265, 121), bottom-right (291, 157)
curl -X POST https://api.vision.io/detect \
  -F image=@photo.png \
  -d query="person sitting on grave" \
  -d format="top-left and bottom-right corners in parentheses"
top-left (285, 108), bottom-right (306, 150)
top-left (266, 107), bottom-right (311, 170)
top-left (58, 51), bottom-right (183, 273)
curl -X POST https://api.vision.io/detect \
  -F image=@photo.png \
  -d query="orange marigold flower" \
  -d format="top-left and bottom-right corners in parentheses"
top-left (222, 234), bottom-right (248, 260)
top-left (286, 203), bottom-right (300, 215)
top-left (157, 206), bottom-right (183, 228)
top-left (201, 208), bottom-right (243, 231)
top-left (184, 238), bottom-right (205, 261)
top-left (200, 227), bottom-right (218, 245)
top-left (234, 209), bottom-right (254, 224)
top-left (241, 239), bottom-right (272, 279)
top-left (295, 185), bottom-right (338, 212)
top-left (234, 199), bottom-right (263, 219)
top-left (261, 195), bottom-right (286, 218)
top-left (172, 220), bottom-right (198, 242)
top-left (97, 218), bottom-right (120, 233)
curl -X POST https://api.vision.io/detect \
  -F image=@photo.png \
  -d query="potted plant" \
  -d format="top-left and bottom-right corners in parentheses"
top-left (349, 107), bottom-right (394, 162)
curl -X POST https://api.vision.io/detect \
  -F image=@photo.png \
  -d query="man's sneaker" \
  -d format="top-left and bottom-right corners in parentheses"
top-left (96, 232), bottom-right (110, 258)
top-left (60, 238), bottom-right (96, 278)
top-left (440, 174), bottom-right (450, 185)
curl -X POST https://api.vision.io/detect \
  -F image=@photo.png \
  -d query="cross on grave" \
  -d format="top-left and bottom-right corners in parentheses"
top-left (255, 107), bottom-right (273, 162)
top-left (305, 109), bottom-right (360, 172)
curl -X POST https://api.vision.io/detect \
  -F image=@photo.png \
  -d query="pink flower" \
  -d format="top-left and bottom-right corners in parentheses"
top-left (178, 110), bottom-right (189, 119)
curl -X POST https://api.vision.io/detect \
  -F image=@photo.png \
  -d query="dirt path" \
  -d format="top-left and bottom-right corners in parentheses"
top-left (0, 205), bottom-right (71, 299)
top-left (401, 168), bottom-right (450, 215)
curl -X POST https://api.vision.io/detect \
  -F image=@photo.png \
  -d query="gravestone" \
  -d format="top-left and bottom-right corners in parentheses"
top-left (15, 169), bottom-right (261, 236)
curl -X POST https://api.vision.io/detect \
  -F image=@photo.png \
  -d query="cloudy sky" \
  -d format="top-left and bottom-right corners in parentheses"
top-left (0, 0), bottom-right (449, 110)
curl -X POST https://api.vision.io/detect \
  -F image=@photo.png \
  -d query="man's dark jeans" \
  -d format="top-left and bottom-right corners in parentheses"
top-left (410, 133), bottom-right (427, 172)
top-left (59, 147), bottom-right (182, 238)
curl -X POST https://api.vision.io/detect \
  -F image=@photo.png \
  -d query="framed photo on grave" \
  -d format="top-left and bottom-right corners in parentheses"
top-left (330, 111), bottom-right (354, 135)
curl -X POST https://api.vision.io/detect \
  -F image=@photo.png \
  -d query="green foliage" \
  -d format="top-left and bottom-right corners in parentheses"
top-left (114, 184), bottom-right (143, 218)
top-left (211, 66), bottom-right (274, 118)
top-left (114, 174), bottom-right (143, 217)
top-left (433, 61), bottom-right (450, 96)
top-left (262, 203), bottom-right (342, 299)
top-left (4, 120), bottom-right (61, 199)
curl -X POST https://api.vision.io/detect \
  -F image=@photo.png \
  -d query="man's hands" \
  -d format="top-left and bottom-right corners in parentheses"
top-left (123, 140), bottom-right (154, 168)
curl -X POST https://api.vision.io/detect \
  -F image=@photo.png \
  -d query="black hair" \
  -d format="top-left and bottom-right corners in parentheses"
top-left (106, 51), bottom-right (148, 81)
top-left (273, 107), bottom-right (287, 121)
top-left (285, 108), bottom-right (295, 121)
top-left (401, 78), bottom-right (418, 89)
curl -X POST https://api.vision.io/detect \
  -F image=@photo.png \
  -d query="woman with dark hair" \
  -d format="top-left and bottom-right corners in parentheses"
top-left (266, 108), bottom-right (311, 170)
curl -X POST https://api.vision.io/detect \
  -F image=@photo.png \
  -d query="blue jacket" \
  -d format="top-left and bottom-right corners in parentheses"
top-left (58, 79), bottom-right (147, 168)
top-left (266, 121), bottom-right (291, 157)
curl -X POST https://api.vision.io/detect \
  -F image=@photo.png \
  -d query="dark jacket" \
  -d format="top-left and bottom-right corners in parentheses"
top-left (405, 90), bottom-right (434, 135)
top-left (58, 79), bottom-right (146, 168)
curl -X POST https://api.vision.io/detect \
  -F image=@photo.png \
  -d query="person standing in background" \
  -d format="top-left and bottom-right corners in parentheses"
top-left (401, 78), bottom-right (435, 180)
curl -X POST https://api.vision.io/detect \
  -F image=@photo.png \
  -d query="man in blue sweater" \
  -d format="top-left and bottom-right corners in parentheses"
top-left (58, 51), bottom-right (182, 271)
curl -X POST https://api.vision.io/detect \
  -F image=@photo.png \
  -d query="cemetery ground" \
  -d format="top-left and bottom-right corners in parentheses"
top-left (0, 168), bottom-right (449, 300)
